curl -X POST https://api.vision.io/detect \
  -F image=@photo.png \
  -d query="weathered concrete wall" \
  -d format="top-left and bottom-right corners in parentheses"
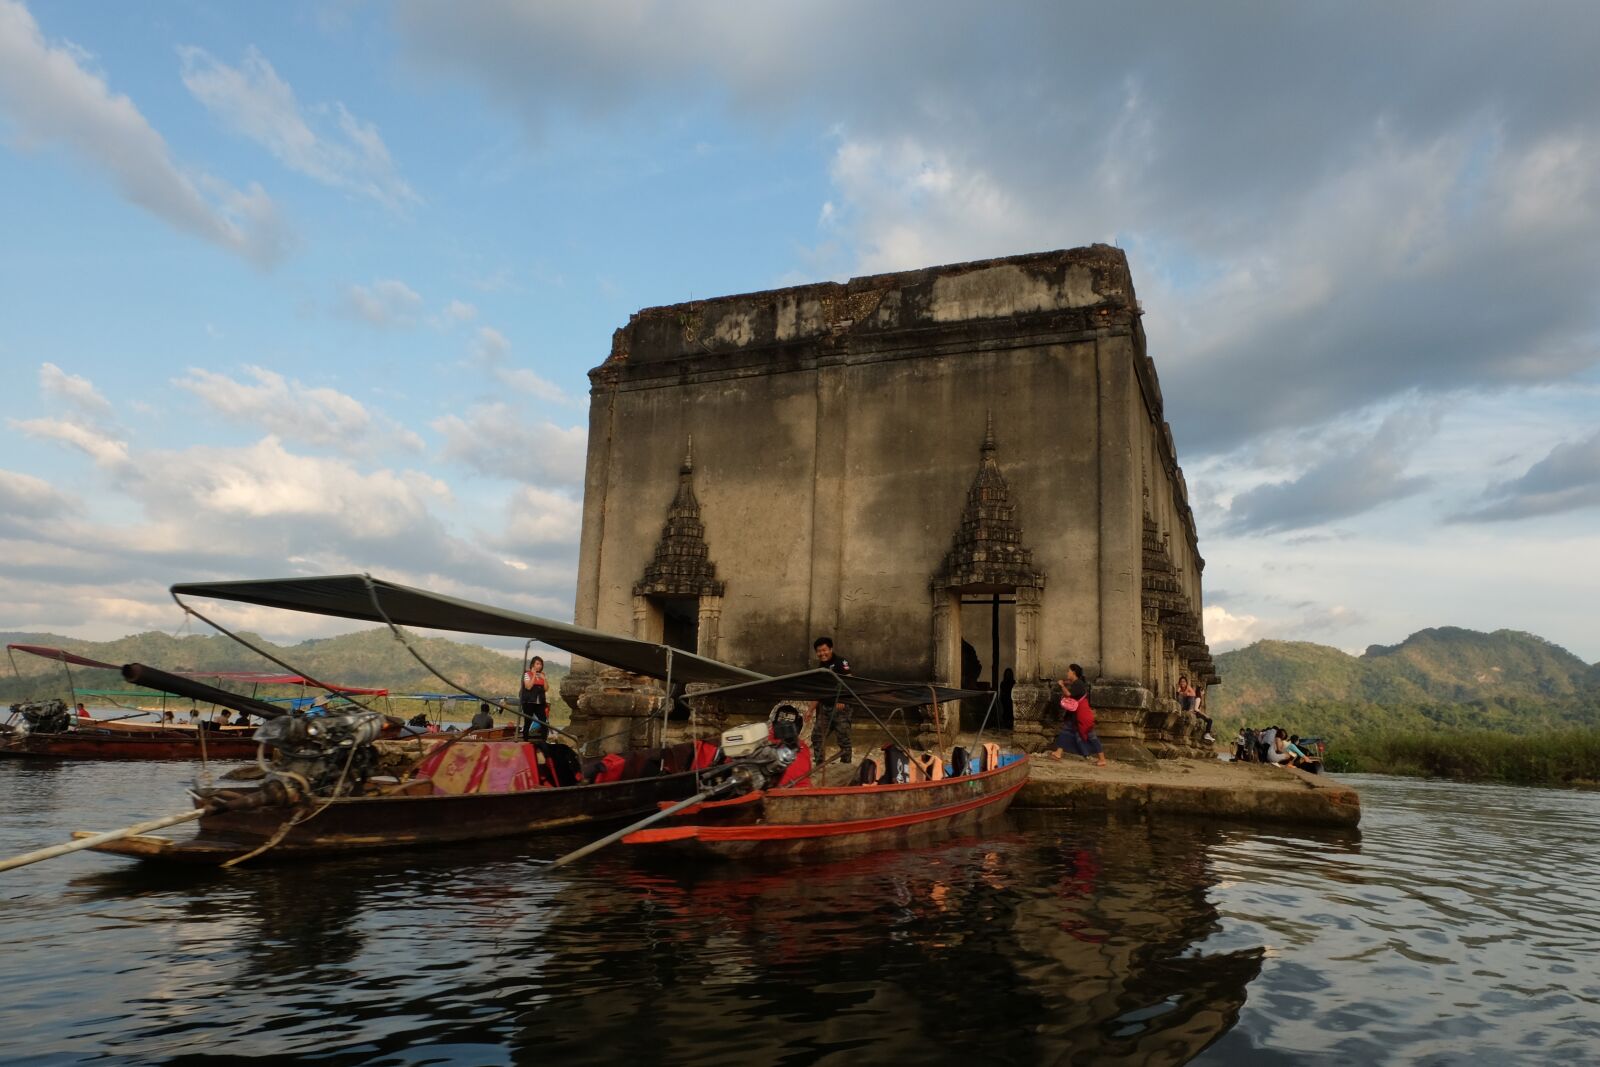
top-left (566, 246), bottom-right (1214, 753)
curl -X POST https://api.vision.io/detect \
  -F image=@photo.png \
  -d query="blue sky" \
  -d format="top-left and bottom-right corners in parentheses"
top-left (2, 1), bottom-right (1598, 662)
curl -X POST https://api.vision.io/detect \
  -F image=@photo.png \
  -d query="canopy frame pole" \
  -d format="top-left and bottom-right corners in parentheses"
top-left (357, 574), bottom-right (584, 746)
top-left (971, 689), bottom-right (1001, 753)
top-left (833, 675), bottom-right (914, 755)
top-left (170, 591), bottom-right (385, 717)
top-left (658, 647), bottom-right (674, 749)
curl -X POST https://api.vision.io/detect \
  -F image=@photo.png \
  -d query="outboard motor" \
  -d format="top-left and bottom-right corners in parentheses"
top-left (714, 715), bottom-right (802, 793)
top-left (253, 706), bottom-right (386, 796)
top-left (12, 700), bottom-right (71, 736)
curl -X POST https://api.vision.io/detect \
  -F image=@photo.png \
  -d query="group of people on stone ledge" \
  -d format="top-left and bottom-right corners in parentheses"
top-left (1232, 724), bottom-right (1323, 773)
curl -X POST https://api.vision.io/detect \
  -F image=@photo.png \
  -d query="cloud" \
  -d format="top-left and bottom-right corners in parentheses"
top-left (433, 402), bottom-right (587, 487)
top-left (392, 2), bottom-right (1600, 457)
top-left (178, 44), bottom-right (418, 211)
top-left (173, 365), bottom-right (425, 455)
top-left (1221, 411), bottom-right (1436, 534)
top-left (10, 416), bottom-right (129, 467)
top-left (468, 326), bottom-right (569, 403)
top-left (340, 278), bottom-right (423, 329)
top-left (493, 485), bottom-right (584, 553)
top-left (443, 299), bottom-right (477, 323)
top-left (39, 361), bottom-right (112, 417)
top-left (1451, 428), bottom-right (1600, 522)
top-left (0, 469), bottom-right (80, 537)
top-left (0, 0), bottom-right (289, 266)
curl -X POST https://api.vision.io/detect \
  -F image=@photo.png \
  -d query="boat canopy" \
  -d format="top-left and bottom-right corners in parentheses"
top-left (6, 644), bottom-right (119, 671)
top-left (7, 644), bottom-right (386, 694)
top-left (171, 574), bottom-right (767, 687)
top-left (692, 669), bottom-right (988, 711)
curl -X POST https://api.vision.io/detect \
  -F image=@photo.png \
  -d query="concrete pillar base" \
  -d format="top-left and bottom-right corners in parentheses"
top-left (1089, 682), bottom-right (1156, 765)
top-left (574, 668), bottom-right (665, 754)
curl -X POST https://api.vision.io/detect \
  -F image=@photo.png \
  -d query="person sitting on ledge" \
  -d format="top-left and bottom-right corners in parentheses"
top-left (1041, 664), bottom-right (1108, 768)
top-left (470, 702), bottom-right (495, 731)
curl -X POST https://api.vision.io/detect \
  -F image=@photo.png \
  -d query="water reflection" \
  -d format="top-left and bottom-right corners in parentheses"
top-left (4, 764), bottom-right (1600, 1064)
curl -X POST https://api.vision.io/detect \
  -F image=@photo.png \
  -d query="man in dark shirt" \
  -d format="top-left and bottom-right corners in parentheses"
top-left (470, 703), bottom-right (495, 731)
top-left (811, 636), bottom-right (853, 763)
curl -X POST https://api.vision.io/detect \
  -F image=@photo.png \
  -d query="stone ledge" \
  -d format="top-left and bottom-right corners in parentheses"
top-left (1017, 756), bottom-right (1361, 828)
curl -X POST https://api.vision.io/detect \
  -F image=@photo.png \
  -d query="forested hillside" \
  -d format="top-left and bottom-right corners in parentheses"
top-left (1210, 628), bottom-right (1599, 737)
top-left (1, 628), bottom-right (566, 709)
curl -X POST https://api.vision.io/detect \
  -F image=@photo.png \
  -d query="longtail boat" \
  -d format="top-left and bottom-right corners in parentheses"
top-left (72, 573), bottom-right (765, 865)
top-left (1, 643), bottom-right (390, 761)
top-left (623, 670), bottom-right (1025, 860)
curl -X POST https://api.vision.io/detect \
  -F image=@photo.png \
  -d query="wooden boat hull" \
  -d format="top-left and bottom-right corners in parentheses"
top-left (624, 757), bottom-right (1030, 860)
top-left (79, 768), bottom-right (706, 865)
top-left (0, 731), bottom-right (260, 761)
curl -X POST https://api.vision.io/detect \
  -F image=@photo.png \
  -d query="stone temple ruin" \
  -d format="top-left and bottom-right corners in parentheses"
top-left (560, 245), bottom-right (1217, 759)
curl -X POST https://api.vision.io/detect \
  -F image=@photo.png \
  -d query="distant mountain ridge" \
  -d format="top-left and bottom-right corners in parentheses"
top-left (1, 628), bottom-right (563, 707)
top-left (1211, 627), bottom-right (1600, 736)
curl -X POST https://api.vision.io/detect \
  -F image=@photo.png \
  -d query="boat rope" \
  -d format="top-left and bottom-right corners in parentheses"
top-left (169, 591), bottom-right (387, 717)
top-left (357, 573), bottom-right (594, 751)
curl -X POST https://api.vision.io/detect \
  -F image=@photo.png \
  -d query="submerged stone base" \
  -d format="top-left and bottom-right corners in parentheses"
top-left (1018, 756), bottom-right (1361, 828)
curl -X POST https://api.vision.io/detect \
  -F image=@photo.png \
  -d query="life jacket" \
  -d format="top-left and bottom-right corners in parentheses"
top-left (979, 742), bottom-right (1001, 772)
top-left (913, 752), bottom-right (945, 781)
top-left (586, 752), bottom-right (627, 784)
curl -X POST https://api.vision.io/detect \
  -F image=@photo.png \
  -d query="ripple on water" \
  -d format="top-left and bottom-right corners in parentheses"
top-left (2, 763), bottom-right (1600, 1064)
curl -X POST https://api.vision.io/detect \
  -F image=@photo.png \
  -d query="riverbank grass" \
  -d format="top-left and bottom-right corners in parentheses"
top-left (1324, 728), bottom-right (1600, 786)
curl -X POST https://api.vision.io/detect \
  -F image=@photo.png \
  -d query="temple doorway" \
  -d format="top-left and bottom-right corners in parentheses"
top-left (957, 588), bottom-right (1016, 730)
top-left (655, 595), bottom-right (699, 720)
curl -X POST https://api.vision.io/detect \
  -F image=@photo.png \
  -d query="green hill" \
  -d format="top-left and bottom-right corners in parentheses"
top-left (1210, 627), bottom-right (1600, 738)
top-left (1, 628), bottom-right (566, 712)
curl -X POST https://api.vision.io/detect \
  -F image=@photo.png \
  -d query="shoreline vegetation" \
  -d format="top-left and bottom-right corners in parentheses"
top-left (1314, 729), bottom-right (1600, 788)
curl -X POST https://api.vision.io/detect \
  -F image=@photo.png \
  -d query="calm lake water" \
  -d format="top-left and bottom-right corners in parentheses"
top-left (1, 762), bottom-right (1596, 1065)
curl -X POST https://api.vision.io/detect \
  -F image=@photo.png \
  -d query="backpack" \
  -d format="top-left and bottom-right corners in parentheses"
top-left (950, 746), bottom-right (972, 777)
top-left (532, 741), bottom-right (583, 786)
top-left (855, 758), bottom-right (880, 786)
top-left (878, 745), bottom-right (912, 785)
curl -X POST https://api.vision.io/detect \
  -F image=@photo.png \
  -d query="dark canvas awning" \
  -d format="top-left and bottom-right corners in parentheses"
top-left (7, 644), bottom-right (386, 694)
top-left (693, 669), bottom-right (988, 711)
top-left (170, 574), bottom-right (766, 687)
top-left (6, 644), bottom-right (120, 671)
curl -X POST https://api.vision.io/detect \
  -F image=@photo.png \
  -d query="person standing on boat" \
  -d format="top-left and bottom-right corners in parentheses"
top-left (521, 656), bottom-right (549, 741)
top-left (810, 636), bottom-right (853, 764)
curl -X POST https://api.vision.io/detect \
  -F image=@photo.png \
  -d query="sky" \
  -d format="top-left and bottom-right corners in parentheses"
top-left (1, 0), bottom-right (1597, 663)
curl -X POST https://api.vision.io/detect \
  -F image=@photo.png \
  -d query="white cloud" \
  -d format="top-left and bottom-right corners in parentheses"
top-left (0, 0), bottom-right (289, 266)
top-left (38, 361), bottom-right (112, 417)
top-left (434, 403), bottom-right (587, 487)
top-left (340, 278), bottom-right (423, 329)
top-left (496, 485), bottom-right (583, 551)
top-left (468, 326), bottom-right (569, 403)
top-left (10, 416), bottom-right (129, 467)
top-left (444, 298), bottom-right (477, 323)
top-left (178, 44), bottom-right (418, 211)
top-left (174, 365), bottom-right (425, 456)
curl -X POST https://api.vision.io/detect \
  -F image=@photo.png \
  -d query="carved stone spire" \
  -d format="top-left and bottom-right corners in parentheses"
top-left (934, 416), bottom-right (1044, 591)
top-left (634, 437), bottom-right (724, 597)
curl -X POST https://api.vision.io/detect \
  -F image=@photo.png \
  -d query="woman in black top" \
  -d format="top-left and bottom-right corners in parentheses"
top-left (521, 656), bottom-right (549, 740)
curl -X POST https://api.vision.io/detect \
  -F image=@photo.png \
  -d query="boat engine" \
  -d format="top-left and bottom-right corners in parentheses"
top-left (715, 715), bottom-right (802, 793)
top-left (253, 706), bottom-right (386, 796)
top-left (10, 699), bottom-right (70, 735)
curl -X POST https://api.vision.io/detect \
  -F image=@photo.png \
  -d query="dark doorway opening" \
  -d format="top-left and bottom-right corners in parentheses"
top-left (958, 589), bottom-right (1016, 730)
top-left (658, 597), bottom-right (699, 721)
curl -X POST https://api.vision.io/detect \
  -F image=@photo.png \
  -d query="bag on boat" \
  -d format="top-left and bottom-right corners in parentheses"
top-left (586, 752), bottom-right (627, 784)
top-left (950, 746), bottom-right (972, 777)
top-left (532, 741), bottom-right (583, 786)
top-left (854, 758), bottom-right (879, 786)
top-left (878, 745), bottom-right (912, 785)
